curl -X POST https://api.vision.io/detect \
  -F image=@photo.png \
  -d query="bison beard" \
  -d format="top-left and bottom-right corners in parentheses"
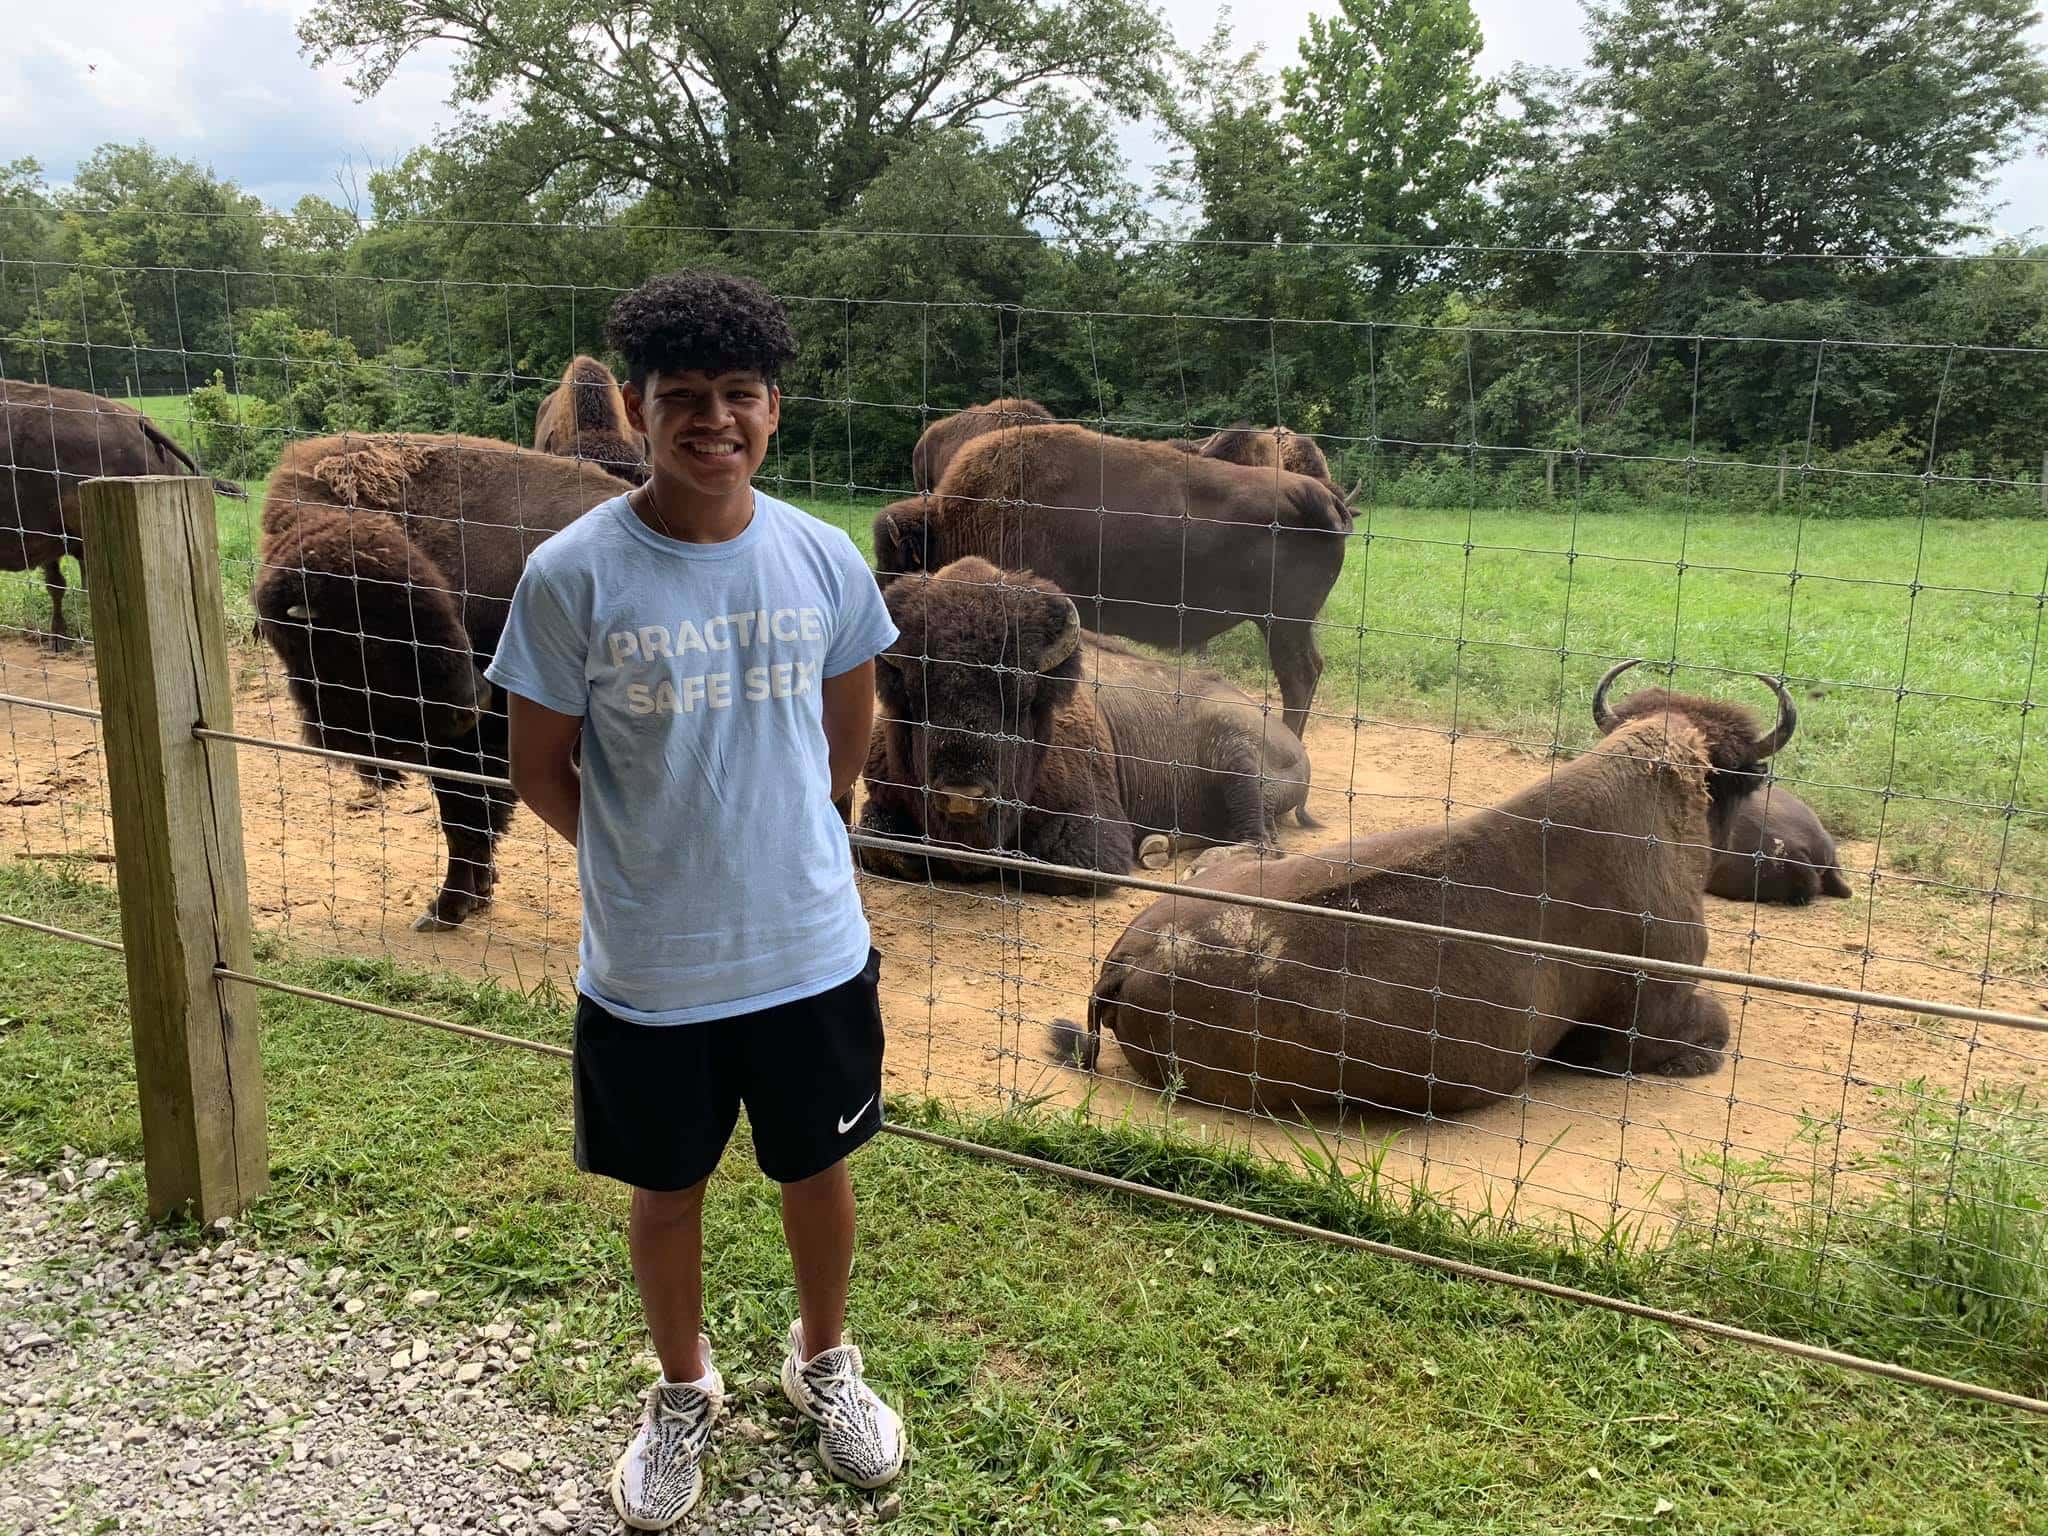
top-left (876, 424), bottom-right (1352, 739)
top-left (253, 432), bottom-right (622, 930)
top-left (0, 381), bottom-right (244, 649)
top-left (1058, 682), bottom-right (1796, 1119)
top-left (855, 557), bottom-right (1315, 894)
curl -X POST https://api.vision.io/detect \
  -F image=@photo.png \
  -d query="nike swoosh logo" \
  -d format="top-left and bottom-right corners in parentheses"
top-left (837, 1097), bottom-right (875, 1135)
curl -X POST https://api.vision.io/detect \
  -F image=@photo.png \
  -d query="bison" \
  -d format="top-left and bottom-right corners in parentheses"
top-left (909, 397), bottom-right (1055, 493)
top-left (874, 424), bottom-right (1352, 739)
top-left (1593, 659), bottom-right (1853, 904)
top-left (1173, 423), bottom-right (1338, 488)
top-left (253, 432), bottom-right (622, 930)
top-left (855, 557), bottom-right (1315, 895)
top-left (532, 355), bottom-right (646, 484)
top-left (1054, 673), bottom-right (1801, 1118)
top-left (0, 381), bottom-right (244, 649)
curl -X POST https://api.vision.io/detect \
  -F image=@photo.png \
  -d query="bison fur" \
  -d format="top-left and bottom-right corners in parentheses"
top-left (254, 432), bottom-right (621, 931)
top-left (879, 424), bottom-right (1352, 738)
top-left (533, 355), bottom-right (647, 484)
top-left (909, 397), bottom-right (1054, 493)
top-left (1060, 679), bottom-right (1801, 1118)
top-left (1591, 659), bottom-right (1851, 904)
top-left (856, 557), bottom-right (1315, 894)
top-left (0, 381), bottom-right (244, 649)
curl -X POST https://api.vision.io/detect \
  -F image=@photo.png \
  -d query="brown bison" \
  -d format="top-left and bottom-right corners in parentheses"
top-left (856, 557), bottom-right (1315, 895)
top-left (253, 433), bottom-right (620, 930)
top-left (532, 356), bottom-right (646, 484)
top-left (1055, 674), bottom-right (1800, 1118)
top-left (909, 397), bottom-right (1055, 493)
top-left (1592, 659), bottom-right (1853, 905)
top-left (0, 381), bottom-right (244, 648)
top-left (874, 424), bottom-right (1352, 739)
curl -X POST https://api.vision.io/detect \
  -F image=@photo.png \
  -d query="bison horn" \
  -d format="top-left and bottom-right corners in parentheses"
top-left (1590, 658), bottom-right (1646, 734)
top-left (286, 604), bottom-right (315, 622)
top-left (1041, 599), bottom-right (1082, 672)
top-left (1752, 672), bottom-right (1798, 758)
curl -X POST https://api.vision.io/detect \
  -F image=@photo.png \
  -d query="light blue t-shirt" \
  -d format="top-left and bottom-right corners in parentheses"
top-left (484, 491), bottom-right (898, 1024)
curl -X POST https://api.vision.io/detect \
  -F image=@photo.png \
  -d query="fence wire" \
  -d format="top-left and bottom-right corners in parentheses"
top-left (2, 215), bottom-right (2046, 1405)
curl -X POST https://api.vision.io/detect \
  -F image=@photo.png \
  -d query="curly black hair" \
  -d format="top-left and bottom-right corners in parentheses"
top-left (604, 270), bottom-right (799, 388)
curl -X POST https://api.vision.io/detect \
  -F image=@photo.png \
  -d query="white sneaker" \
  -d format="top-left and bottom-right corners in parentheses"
top-left (611, 1338), bottom-right (724, 1531)
top-left (779, 1320), bottom-right (906, 1490)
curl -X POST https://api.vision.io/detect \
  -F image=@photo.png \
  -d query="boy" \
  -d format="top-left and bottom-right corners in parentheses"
top-left (486, 271), bottom-right (905, 1530)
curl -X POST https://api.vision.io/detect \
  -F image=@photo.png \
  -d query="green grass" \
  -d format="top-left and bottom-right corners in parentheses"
top-left (2, 862), bottom-right (2045, 1534)
top-left (9, 399), bottom-right (2043, 892)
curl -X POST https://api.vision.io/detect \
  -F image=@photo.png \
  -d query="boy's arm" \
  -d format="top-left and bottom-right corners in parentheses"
top-left (821, 660), bottom-right (876, 805)
top-left (506, 693), bottom-right (585, 847)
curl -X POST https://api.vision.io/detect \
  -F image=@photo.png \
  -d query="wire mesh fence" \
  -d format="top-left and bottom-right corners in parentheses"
top-left (3, 210), bottom-right (2047, 1405)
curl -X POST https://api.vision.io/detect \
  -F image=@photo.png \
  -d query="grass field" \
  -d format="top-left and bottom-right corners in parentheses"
top-left (1, 862), bottom-right (2043, 1535)
top-left (0, 398), bottom-right (2038, 897)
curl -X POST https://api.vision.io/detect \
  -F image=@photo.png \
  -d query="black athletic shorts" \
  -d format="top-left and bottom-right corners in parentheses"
top-left (571, 947), bottom-right (886, 1191)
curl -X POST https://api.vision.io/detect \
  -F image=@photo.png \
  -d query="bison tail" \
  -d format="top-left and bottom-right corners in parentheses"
top-left (1822, 866), bottom-right (1854, 898)
top-left (1294, 800), bottom-right (1322, 829)
top-left (1047, 1016), bottom-right (1100, 1072)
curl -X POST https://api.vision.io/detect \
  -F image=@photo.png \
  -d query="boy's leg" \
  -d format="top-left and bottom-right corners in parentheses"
top-left (632, 1180), bottom-right (711, 1383)
top-left (779, 1159), bottom-right (855, 1357)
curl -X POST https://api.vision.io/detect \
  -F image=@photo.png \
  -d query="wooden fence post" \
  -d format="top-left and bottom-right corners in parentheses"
top-left (1777, 446), bottom-right (1789, 503)
top-left (81, 475), bottom-right (266, 1223)
top-left (1545, 450), bottom-right (1557, 502)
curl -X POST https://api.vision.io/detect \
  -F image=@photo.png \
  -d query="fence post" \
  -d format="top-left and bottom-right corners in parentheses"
top-left (2039, 449), bottom-right (2046, 517)
top-left (1777, 446), bottom-right (1789, 503)
top-left (1545, 450), bottom-right (1557, 502)
top-left (81, 475), bottom-right (267, 1223)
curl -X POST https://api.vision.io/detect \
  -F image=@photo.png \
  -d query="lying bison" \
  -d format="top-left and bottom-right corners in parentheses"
top-left (874, 424), bottom-right (1352, 738)
top-left (1054, 673), bottom-right (1800, 1117)
top-left (1593, 659), bottom-right (1853, 904)
top-left (909, 397), bottom-right (1055, 492)
top-left (254, 433), bottom-right (621, 930)
top-left (533, 355), bottom-right (646, 484)
top-left (0, 381), bottom-right (244, 648)
top-left (856, 557), bottom-right (1314, 894)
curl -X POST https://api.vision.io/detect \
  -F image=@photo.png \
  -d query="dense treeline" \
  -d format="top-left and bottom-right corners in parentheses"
top-left (4, 0), bottom-right (2048, 514)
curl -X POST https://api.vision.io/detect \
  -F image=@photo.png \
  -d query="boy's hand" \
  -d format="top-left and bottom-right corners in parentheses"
top-left (821, 661), bottom-right (877, 808)
top-left (506, 692), bottom-right (585, 846)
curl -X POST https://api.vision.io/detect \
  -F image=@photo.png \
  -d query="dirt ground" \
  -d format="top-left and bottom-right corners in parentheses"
top-left (2, 634), bottom-right (2043, 1237)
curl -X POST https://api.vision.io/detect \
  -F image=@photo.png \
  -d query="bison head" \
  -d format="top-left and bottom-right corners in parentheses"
top-left (876, 556), bottom-right (1083, 852)
top-left (871, 498), bottom-right (935, 587)
top-left (1592, 659), bottom-right (1796, 835)
top-left (254, 555), bottom-right (491, 779)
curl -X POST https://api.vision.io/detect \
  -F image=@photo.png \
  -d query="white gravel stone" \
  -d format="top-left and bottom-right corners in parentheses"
top-left (0, 1151), bottom-right (877, 1535)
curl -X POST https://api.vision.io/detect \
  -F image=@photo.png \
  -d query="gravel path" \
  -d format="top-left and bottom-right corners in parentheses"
top-left (0, 1151), bottom-right (895, 1535)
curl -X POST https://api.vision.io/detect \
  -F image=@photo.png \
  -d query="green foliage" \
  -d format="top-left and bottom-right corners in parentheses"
top-left (187, 371), bottom-right (284, 477)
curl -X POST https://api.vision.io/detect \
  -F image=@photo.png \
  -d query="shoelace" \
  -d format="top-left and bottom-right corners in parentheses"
top-left (654, 1385), bottom-right (716, 1443)
top-left (806, 1349), bottom-right (873, 1432)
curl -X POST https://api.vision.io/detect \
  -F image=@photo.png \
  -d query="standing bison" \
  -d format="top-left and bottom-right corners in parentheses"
top-left (0, 381), bottom-right (243, 649)
top-left (909, 397), bottom-right (1055, 493)
top-left (1592, 659), bottom-right (1852, 904)
top-left (1056, 673), bottom-right (1800, 1118)
top-left (874, 424), bottom-right (1352, 739)
top-left (532, 356), bottom-right (646, 484)
top-left (856, 557), bottom-right (1314, 894)
top-left (253, 433), bottom-right (622, 930)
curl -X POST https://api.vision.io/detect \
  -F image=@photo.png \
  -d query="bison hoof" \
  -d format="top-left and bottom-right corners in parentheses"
top-left (40, 633), bottom-right (75, 655)
top-left (412, 894), bottom-right (489, 933)
top-left (1648, 1043), bottom-right (1726, 1078)
top-left (1137, 834), bottom-right (1172, 870)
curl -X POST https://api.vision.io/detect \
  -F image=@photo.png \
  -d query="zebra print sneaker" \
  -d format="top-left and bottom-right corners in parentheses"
top-left (610, 1342), bottom-right (724, 1531)
top-left (779, 1320), bottom-right (906, 1490)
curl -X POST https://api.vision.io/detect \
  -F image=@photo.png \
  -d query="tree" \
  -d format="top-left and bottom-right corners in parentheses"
top-left (1281, 0), bottom-right (1498, 295)
top-left (299, 0), bottom-right (1171, 231)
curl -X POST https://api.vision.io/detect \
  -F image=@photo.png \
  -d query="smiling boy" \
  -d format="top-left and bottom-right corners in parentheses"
top-left (484, 271), bottom-right (905, 1528)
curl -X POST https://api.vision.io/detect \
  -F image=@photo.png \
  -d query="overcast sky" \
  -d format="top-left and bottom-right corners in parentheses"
top-left (6, 0), bottom-right (2047, 244)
